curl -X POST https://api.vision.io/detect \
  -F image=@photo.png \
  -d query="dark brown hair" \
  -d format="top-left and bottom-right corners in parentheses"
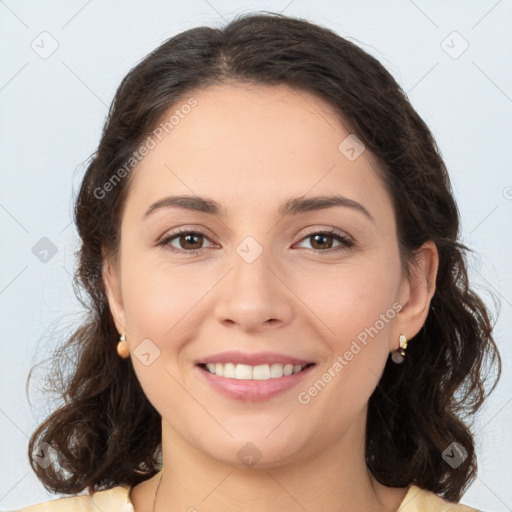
top-left (27, 11), bottom-right (501, 502)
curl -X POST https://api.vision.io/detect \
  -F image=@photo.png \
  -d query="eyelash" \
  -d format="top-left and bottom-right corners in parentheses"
top-left (158, 227), bottom-right (355, 255)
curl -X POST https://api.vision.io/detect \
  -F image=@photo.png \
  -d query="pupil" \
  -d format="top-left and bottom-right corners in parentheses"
top-left (182, 234), bottom-right (202, 249)
top-left (312, 234), bottom-right (332, 249)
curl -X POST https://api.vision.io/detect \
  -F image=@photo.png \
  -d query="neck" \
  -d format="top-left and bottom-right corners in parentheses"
top-left (131, 410), bottom-right (407, 512)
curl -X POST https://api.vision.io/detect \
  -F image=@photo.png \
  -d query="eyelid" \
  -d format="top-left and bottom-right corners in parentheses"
top-left (296, 225), bottom-right (353, 243)
top-left (158, 225), bottom-right (214, 242)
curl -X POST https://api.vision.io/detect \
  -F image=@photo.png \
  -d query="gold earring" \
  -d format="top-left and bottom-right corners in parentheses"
top-left (391, 334), bottom-right (408, 364)
top-left (117, 333), bottom-right (130, 359)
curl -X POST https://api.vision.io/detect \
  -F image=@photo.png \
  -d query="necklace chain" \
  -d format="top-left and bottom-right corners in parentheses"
top-left (151, 471), bottom-right (164, 512)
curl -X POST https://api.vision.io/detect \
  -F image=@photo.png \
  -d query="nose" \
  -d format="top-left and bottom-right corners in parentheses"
top-left (213, 245), bottom-right (294, 332)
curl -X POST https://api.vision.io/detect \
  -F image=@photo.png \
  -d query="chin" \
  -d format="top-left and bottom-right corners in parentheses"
top-left (199, 429), bottom-right (312, 470)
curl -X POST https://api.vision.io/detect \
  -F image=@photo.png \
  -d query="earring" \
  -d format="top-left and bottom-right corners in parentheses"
top-left (391, 334), bottom-right (408, 364)
top-left (117, 333), bottom-right (130, 359)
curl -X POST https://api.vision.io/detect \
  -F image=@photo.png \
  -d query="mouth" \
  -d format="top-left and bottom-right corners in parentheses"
top-left (195, 361), bottom-right (316, 401)
top-left (197, 362), bottom-right (315, 380)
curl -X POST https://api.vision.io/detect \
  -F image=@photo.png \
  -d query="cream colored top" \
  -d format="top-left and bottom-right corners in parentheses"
top-left (12, 484), bottom-right (484, 511)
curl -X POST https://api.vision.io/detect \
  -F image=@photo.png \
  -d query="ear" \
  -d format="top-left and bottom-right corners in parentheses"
top-left (103, 256), bottom-right (127, 335)
top-left (393, 240), bottom-right (439, 347)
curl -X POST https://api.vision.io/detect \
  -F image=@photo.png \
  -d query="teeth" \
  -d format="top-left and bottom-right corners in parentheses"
top-left (203, 362), bottom-right (307, 380)
top-left (235, 364), bottom-right (253, 380)
top-left (223, 362), bottom-right (235, 378)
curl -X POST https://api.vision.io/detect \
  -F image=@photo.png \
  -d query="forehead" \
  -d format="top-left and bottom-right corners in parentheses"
top-left (124, 82), bottom-right (393, 226)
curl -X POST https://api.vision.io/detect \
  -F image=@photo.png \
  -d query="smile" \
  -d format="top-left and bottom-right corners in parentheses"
top-left (199, 362), bottom-right (314, 380)
top-left (195, 362), bottom-right (316, 401)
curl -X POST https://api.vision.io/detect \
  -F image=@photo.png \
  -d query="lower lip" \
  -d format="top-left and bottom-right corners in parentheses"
top-left (195, 364), bottom-right (316, 402)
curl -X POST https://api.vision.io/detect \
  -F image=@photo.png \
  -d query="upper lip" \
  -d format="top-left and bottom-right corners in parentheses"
top-left (196, 351), bottom-right (314, 367)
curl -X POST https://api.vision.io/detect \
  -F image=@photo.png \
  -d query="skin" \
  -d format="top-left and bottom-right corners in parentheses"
top-left (104, 82), bottom-right (439, 512)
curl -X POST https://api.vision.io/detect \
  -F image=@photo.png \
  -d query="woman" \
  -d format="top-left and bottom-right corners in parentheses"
top-left (16, 11), bottom-right (501, 512)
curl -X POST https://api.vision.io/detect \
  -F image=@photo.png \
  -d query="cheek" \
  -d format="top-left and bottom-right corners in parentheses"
top-left (294, 259), bottom-right (399, 344)
top-left (121, 256), bottom-right (206, 336)
top-left (119, 257), bottom-right (210, 411)
top-left (295, 260), bottom-right (399, 403)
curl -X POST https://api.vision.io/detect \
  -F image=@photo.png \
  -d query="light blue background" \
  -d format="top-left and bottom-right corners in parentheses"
top-left (1, 0), bottom-right (511, 510)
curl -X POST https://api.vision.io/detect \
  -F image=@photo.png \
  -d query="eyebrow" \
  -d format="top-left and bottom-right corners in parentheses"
top-left (143, 194), bottom-right (375, 223)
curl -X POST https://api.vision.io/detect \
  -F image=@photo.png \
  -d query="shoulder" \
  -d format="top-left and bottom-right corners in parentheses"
top-left (397, 484), bottom-right (484, 512)
top-left (11, 485), bottom-right (134, 512)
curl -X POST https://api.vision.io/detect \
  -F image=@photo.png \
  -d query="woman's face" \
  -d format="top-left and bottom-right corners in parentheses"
top-left (105, 82), bottom-right (436, 468)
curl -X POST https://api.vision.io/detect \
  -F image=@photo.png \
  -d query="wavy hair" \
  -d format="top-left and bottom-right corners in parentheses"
top-left (27, 11), bottom-right (501, 502)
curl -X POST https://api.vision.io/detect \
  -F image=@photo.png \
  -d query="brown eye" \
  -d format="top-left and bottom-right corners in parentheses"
top-left (177, 233), bottom-right (204, 250)
top-left (296, 230), bottom-right (354, 252)
top-left (159, 230), bottom-right (215, 253)
top-left (310, 233), bottom-right (335, 250)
